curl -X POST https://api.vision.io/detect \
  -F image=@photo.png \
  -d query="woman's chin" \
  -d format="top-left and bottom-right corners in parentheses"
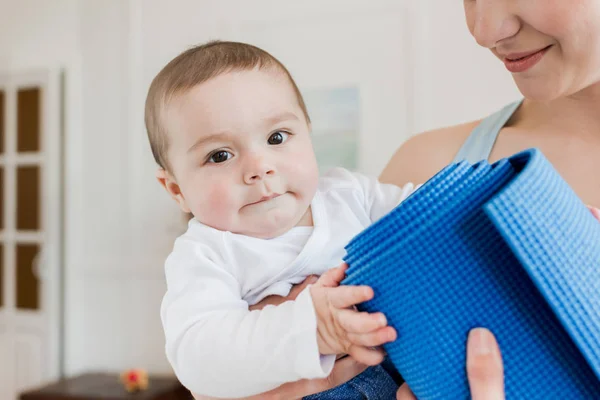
top-left (514, 78), bottom-right (561, 102)
top-left (513, 73), bottom-right (589, 102)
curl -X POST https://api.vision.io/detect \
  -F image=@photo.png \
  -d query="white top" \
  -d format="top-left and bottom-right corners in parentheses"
top-left (160, 168), bottom-right (417, 397)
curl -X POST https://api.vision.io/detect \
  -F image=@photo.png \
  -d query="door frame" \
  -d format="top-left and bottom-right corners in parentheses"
top-left (0, 68), bottom-right (63, 390)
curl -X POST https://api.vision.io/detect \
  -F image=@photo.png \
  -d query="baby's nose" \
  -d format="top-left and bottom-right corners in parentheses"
top-left (243, 155), bottom-right (275, 183)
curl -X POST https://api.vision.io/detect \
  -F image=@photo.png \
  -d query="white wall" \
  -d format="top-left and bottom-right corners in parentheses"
top-left (411, 1), bottom-right (520, 133)
top-left (1, 0), bottom-right (523, 379)
top-left (0, 0), bottom-right (85, 381)
top-left (0, 0), bottom-right (80, 69)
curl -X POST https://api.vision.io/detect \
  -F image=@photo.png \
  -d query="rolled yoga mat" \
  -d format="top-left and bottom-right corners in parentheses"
top-left (342, 148), bottom-right (600, 399)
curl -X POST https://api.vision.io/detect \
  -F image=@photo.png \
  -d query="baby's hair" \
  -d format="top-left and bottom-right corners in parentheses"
top-left (144, 40), bottom-right (311, 172)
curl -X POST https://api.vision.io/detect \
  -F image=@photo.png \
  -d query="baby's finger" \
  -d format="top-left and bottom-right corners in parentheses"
top-left (329, 285), bottom-right (374, 309)
top-left (337, 309), bottom-right (387, 333)
top-left (347, 327), bottom-right (397, 347)
top-left (348, 344), bottom-right (385, 366)
top-left (317, 264), bottom-right (348, 288)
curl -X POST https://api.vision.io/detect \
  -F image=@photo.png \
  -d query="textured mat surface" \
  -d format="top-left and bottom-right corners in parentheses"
top-left (343, 148), bottom-right (600, 399)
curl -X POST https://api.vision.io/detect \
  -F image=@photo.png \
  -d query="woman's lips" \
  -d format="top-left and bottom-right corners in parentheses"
top-left (503, 45), bottom-right (552, 73)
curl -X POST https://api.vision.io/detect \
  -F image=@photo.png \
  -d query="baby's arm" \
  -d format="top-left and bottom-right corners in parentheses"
top-left (161, 239), bottom-right (334, 398)
top-left (355, 171), bottom-right (419, 222)
top-left (162, 239), bottom-right (393, 398)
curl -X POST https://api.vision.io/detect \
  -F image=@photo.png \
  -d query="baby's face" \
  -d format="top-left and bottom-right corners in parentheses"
top-left (164, 68), bottom-right (319, 238)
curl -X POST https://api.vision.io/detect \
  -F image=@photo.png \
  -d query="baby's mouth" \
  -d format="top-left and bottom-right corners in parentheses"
top-left (248, 193), bottom-right (282, 206)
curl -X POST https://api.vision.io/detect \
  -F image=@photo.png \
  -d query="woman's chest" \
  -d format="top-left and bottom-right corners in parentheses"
top-left (490, 130), bottom-right (600, 208)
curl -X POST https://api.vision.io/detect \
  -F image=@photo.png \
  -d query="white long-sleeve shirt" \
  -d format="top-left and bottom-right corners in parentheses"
top-left (161, 168), bottom-right (417, 397)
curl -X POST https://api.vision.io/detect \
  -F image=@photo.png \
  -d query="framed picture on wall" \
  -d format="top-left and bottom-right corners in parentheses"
top-left (303, 86), bottom-right (360, 173)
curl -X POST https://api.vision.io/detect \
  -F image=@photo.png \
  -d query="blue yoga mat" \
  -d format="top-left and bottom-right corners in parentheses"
top-left (342, 148), bottom-right (600, 399)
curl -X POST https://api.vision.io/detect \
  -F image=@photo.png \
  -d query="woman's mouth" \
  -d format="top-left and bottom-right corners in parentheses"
top-left (503, 45), bottom-right (552, 73)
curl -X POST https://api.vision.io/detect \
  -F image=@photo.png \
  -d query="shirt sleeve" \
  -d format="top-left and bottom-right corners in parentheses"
top-left (351, 171), bottom-right (419, 222)
top-left (160, 238), bottom-right (335, 398)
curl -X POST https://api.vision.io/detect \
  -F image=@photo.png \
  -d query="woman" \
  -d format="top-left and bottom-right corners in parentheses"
top-left (384, 0), bottom-right (600, 393)
top-left (381, 0), bottom-right (600, 208)
top-left (196, 0), bottom-right (600, 397)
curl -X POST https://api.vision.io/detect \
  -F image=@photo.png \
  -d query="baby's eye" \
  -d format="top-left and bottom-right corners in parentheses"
top-left (208, 150), bottom-right (232, 163)
top-left (267, 131), bottom-right (289, 145)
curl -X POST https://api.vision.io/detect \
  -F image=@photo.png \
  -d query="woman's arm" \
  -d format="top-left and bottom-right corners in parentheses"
top-left (193, 356), bottom-right (368, 400)
top-left (380, 122), bottom-right (476, 186)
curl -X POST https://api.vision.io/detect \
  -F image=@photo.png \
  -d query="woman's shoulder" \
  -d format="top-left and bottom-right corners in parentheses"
top-left (379, 120), bottom-right (481, 186)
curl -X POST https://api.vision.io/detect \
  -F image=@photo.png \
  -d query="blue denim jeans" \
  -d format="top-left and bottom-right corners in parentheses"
top-left (302, 364), bottom-right (399, 400)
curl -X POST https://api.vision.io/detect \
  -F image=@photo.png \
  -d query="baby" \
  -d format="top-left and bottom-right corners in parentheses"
top-left (146, 41), bottom-right (417, 399)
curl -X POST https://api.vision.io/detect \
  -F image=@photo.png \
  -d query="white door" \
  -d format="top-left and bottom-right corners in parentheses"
top-left (0, 71), bottom-right (62, 400)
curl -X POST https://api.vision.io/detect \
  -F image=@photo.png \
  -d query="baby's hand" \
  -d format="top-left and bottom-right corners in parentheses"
top-left (313, 263), bottom-right (347, 288)
top-left (310, 264), bottom-right (396, 366)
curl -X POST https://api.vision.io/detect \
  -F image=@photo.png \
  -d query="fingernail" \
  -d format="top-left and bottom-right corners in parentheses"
top-left (468, 328), bottom-right (493, 356)
top-left (309, 275), bottom-right (319, 283)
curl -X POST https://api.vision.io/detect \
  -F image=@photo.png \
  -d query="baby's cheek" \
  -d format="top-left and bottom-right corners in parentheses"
top-left (285, 154), bottom-right (319, 193)
top-left (197, 180), bottom-right (239, 226)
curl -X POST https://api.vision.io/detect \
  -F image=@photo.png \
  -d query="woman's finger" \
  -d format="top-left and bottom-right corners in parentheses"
top-left (288, 275), bottom-right (319, 299)
top-left (466, 328), bottom-right (505, 400)
top-left (248, 295), bottom-right (285, 311)
top-left (588, 205), bottom-right (600, 222)
top-left (396, 383), bottom-right (417, 400)
top-left (249, 275), bottom-right (319, 311)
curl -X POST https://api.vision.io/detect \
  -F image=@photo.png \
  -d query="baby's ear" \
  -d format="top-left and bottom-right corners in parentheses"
top-left (156, 168), bottom-right (191, 213)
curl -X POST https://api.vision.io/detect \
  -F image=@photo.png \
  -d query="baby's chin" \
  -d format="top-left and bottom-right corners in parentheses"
top-left (244, 218), bottom-right (303, 239)
top-left (237, 209), bottom-right (310, 239)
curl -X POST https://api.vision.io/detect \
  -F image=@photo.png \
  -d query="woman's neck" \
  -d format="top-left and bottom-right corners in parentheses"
top-left (518, 82), bottom-right (600, 138)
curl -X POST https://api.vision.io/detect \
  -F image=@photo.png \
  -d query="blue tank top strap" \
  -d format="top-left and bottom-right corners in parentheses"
top-left (453, 99), bottom-right (523, 163)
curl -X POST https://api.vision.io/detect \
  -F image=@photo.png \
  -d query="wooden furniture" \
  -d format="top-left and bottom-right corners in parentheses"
top-left (19, 372), bottom-right (191, 400)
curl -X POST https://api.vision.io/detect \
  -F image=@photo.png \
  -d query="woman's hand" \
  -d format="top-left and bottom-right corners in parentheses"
top-left (192, 355), bottom-right (367, 400)
top-left (249, 274), bottom-right (319, 311)
top-left (589, 205), bottom-right (600, 221)
top-left (396, 328), bottom-right (504, 400)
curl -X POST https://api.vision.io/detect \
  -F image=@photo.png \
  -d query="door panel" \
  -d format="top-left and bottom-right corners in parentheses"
top-left (0, 72), bottom-right (60, 399)
top-left (15, 333), bottom-right (44, 393)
